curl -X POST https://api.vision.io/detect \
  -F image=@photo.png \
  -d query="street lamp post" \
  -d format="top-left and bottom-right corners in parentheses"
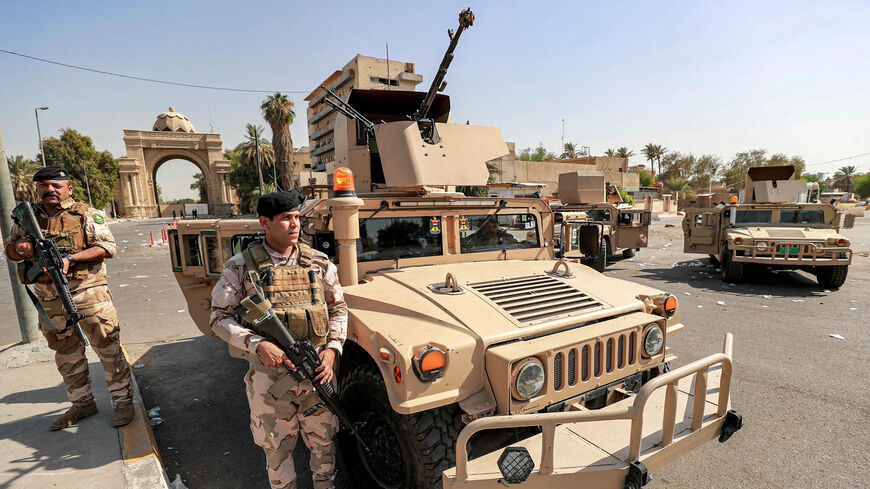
top-left (34, 107), bottom-right (49, 166)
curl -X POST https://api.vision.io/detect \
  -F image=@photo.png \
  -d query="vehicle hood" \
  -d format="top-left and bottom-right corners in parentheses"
top-left (343, 259), bottom-right (660, 348)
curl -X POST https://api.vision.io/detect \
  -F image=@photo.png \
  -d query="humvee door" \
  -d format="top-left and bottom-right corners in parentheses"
top-left (682, 208), bottom-right (722, 254)
top-left (615, 209), bottom-right (651, 249)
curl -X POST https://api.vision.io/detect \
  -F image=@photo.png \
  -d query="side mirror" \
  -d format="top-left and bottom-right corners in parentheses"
top-left (843, 213), bottom-right (855, 229)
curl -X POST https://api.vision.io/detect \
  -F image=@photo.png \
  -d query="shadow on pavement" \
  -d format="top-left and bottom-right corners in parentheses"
top-left (133, 335), bottom-right (354, 489)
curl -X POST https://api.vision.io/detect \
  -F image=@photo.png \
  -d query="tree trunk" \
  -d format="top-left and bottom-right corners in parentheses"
top-left (269, 121), bottom-right (294, 190)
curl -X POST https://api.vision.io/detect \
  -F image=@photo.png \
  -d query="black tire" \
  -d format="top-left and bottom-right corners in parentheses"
top-left (622, 248), bottom-right (636, 259)
top-left (721, 248), bottom-right (744, 282)
top-left (815, 265), bottom-right (848, 289)
top-left (708, 254), bottom-right (721, 266)
top-left (591, 237), bottom-right (607, 272)
top-left (339, 364), bottom-right (462, 489)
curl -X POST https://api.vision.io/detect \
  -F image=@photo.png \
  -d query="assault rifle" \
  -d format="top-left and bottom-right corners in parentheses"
top-left (11, 201), bottom-right (88, 345)
top-left (233, 291), bottom-right (372, 456)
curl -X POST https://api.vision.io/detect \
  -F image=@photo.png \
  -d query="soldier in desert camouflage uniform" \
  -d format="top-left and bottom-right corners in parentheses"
top-left (211, 189), bottom-right (348, 489)
top-left (4, 165), bottom-right (133, 430)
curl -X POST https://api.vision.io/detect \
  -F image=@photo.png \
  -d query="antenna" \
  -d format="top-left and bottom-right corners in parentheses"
top-left (386, 42), bottom-right (391, 91)
top-left (561, 118), bottom-right (565, 150)
top-left (208, 110), bottom-right (214, 133)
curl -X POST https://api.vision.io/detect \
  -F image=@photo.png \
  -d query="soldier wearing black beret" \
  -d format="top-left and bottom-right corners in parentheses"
top-left (4, 165), bottom-right (134, 430)
top-left (209, 187), bottom-right (347, 489)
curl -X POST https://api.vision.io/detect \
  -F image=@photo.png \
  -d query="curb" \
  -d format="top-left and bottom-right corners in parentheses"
top-left (119, 345), bottom-right (172, 489)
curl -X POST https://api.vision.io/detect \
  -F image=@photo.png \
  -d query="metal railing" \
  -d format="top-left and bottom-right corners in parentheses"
top-left (452, 334), bottom-right (734, 481)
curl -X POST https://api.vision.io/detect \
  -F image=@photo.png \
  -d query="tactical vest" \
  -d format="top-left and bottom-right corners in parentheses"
top-left (18, 201), bottom-right (93, 284)
top-left (241, 241), bottom-right (329, 348)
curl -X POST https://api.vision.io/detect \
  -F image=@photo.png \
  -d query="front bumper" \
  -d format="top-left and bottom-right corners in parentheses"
top-left (443, 334), bottom-right (739, 488)
top-left (732, 242), bottom-right (851, 265)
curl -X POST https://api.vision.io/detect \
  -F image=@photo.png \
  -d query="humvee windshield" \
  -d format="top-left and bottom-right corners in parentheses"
top-left (358, 216), bottom-right (443, 262)
top-left (779, 209), bottom-right (825, 225)
top-left (585, 209), bottom-right (611, 221)
top-left (734, 209), bottom-right (772, 224)
top-left (460, 214), bottom-right (539, 252)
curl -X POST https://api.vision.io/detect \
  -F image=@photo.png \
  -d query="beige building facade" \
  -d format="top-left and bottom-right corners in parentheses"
top-left (487, 143), bottom-right (630, 198)
top-left (112, 107), bottom-right (238, 218)
top-left (304, 54), bottom-right (423, 170)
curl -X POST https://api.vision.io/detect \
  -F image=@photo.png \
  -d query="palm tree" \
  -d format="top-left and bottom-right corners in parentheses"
top-left (7, 155), bottom-right (40, 202)
top-left (641, 144), bottom-right (667, 179)
top-left (615, 147), bottom-right (634, 158)
top-left (604, 148), bottom-right (617, 157)
top-left (561, 142), bottom-right (578, 159)
top-left (261, 93), bottom-right (296, 190)
top-left (235, 124), bottom-right (275, 193)
top-left (833, 165), bottom-right (858, 193)
top-left (664, 176), bottom-right (695, 199)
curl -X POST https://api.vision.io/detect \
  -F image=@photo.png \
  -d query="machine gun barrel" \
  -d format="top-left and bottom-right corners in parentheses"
top-left (413, 8), bottom-right (475, 121)
top-left (320, 85), bottom-right (375, 135)
top-left (233, 292), bottom-right (372, 456)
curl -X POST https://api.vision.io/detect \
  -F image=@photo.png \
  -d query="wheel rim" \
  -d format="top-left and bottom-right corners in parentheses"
top-left (355, 409), bottom-right (407, 488)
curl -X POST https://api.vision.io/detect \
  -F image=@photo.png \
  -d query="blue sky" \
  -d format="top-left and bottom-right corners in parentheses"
top-left (2, 1), bottom-right (869, 199)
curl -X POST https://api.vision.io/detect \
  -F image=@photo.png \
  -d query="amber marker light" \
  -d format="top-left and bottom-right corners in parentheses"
top-left (664, 295), bottom-right (677, 317)
top-left (730, 196), bottom-right (738, 204)
top-left (393, 366), bottom-right (402, 383)
top-left (333, 167), bottom-right (356, 197)
top-left (734, 237), bottom-right (743, 245)
top-left (415, 346), bottom-right (447, 382)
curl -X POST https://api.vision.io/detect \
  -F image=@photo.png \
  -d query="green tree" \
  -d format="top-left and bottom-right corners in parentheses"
top-left (7, 155), bottom-right (40, 202)
top-left (689, 154), bottom-right (722, 191)
top-left (722, 149), bottom-right (767, 192)
top-left (664, 176), bottom-right (695, 198)
top-left (604, 148), bottom-right (616, 157)
top-left (766, 153), bottom-right (806, 177)
top-left (832, 165), bottom-right (858, 193)
top-left (636, 171), bottom-right (654, 187)
top-left (560, 142), bottom-right (578, 159)
top-left (40, 128), bottom-right (119, 209)
top-left (641, 144), bottom-right (667, 178)
top-left (615, 147), bottom-right (634, 158)
top-left (190, 173), bottom-right (208, 202)
top-left (517, 144), bottom-right (554, 161)
top-left (801, 175), bottom-right (826, 195)
top-left (155, 184), bottom-right (163, 204)
top-left (261, 92), bottom-right (296, 189)
top-left (853, 174), bottom-right (870, 199)
top-left (234, 124), bottom-right (275, 191)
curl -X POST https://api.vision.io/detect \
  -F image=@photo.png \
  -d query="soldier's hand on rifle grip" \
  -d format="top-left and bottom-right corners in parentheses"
top-left (314, 348), bottom-right (336, 384)
top-left (256, 341), bottom-right (296, 370)
top-left (14, 239), bottom-right (34, 259)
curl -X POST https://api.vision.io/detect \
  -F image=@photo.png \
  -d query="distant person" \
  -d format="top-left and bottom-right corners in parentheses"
top-left (172, 210), bottom-right (177, 219)
top-left (181, 209), bottom-right (186, 219)
top-left (3, 165), bottom-right (133, 430)
top-left (192, 208), bottom-right (198, 220)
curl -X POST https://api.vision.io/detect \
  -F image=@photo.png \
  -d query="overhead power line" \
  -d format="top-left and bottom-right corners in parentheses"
top-left (0, 48), bottom-right (309, 94)
top-left (805, 152), bottom-right (870, 167)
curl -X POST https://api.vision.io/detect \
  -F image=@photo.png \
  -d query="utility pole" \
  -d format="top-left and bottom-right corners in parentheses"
top-left (0, 128), bottom-right (39, 343)
top-left (35, 106), bottom-right (49, 166)
top-left (561, 119), bottom-right (565, 152)
top-left (254, 129), bottom-right (264, 196)
top-left (82, 161), bottom-right (93, 206)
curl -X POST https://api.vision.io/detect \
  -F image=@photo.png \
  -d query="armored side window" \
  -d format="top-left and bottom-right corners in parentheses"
top-left (357, 216), bottom-right (443, 262)
top-left (182, 234), bottom-right (202, 267)
top-left (168, 229), bottom-right (182, 272)
top-left (200, 231), bottom-right (221, 279)
top-left (230, 233), bottom-right (264, 255)
top-left (460, 214), bottom-right (539, 253)
top-left (734, 210), bottom-right (772, 224)
top-left (585, 209), bottom-right (611, 221)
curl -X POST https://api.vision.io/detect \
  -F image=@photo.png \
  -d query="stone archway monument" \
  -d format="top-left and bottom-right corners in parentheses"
top-left (113, 107), bottom-right (238, 218)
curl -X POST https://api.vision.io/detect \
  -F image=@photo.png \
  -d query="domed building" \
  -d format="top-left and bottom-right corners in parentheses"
top-left (153, 107), bottom-right (196, 133)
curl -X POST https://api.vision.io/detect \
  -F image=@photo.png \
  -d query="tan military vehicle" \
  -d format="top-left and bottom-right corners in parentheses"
top-left (554, 171), bottom-right (651, 272)
top-left (683, 165), bottom-right (855, 288)
top-left (169, 10), bottom-right (741, 489)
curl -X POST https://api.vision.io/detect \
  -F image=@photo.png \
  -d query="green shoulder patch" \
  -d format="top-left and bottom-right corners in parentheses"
top-left (93, 213), bottom-right (105, 224)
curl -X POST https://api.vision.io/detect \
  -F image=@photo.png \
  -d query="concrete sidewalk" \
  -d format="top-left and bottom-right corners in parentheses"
top-left (0, 341), bottom-right (171, 488)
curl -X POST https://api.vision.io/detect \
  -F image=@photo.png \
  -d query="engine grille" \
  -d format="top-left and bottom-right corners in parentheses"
top-left (552, 331), bottom-right (639, 392)
top-left (470, 275), bottom-right (605, 324)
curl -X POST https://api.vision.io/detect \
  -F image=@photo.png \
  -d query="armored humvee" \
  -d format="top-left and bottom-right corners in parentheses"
top-left (554, 171), bottom-right (651, 272)
top-left (682, 165), bottom-right (855, 287)
top-left (169, 9), bottom-right (741, 489)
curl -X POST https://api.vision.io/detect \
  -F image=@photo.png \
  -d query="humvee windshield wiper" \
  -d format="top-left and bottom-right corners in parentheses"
top-left (358, 201), bottom-right (390, 226)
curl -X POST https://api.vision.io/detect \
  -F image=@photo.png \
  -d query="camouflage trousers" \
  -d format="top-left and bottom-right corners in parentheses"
top-left (39, 285), bottom-right (132, 406)
top-left (245, 367), bottom-right (339, 489)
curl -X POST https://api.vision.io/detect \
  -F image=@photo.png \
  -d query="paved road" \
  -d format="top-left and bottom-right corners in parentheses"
top-left (2, 216), bottom-right (868, 488)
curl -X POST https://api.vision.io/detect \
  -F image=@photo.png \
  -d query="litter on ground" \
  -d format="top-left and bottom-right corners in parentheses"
top-left (827, 333), bottom-right (845, 340)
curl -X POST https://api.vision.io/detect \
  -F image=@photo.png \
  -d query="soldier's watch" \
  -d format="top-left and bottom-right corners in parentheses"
top-left (64, 254), bottom-right (76, 267)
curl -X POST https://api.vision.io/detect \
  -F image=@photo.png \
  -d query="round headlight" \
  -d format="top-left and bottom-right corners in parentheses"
top-left (512, 358), bottom-right (545, 400)
top-left (643, 324), bottom-right (664, 357)
top-left (756, 241), bottom-right (768, 250)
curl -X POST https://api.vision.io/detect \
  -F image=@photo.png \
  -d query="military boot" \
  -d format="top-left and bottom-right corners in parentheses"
top-left (49, 401), bottom-right (99, 431)
top-left (111, 401), bottom-right (134, 427)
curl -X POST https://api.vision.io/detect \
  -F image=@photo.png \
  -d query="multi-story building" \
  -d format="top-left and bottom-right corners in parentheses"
top-left (304, 54), bottom-right (423, 171)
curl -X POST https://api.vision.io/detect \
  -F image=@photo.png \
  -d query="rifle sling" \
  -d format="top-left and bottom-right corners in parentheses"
top-left (24, 286), bottom-right (67, 333)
